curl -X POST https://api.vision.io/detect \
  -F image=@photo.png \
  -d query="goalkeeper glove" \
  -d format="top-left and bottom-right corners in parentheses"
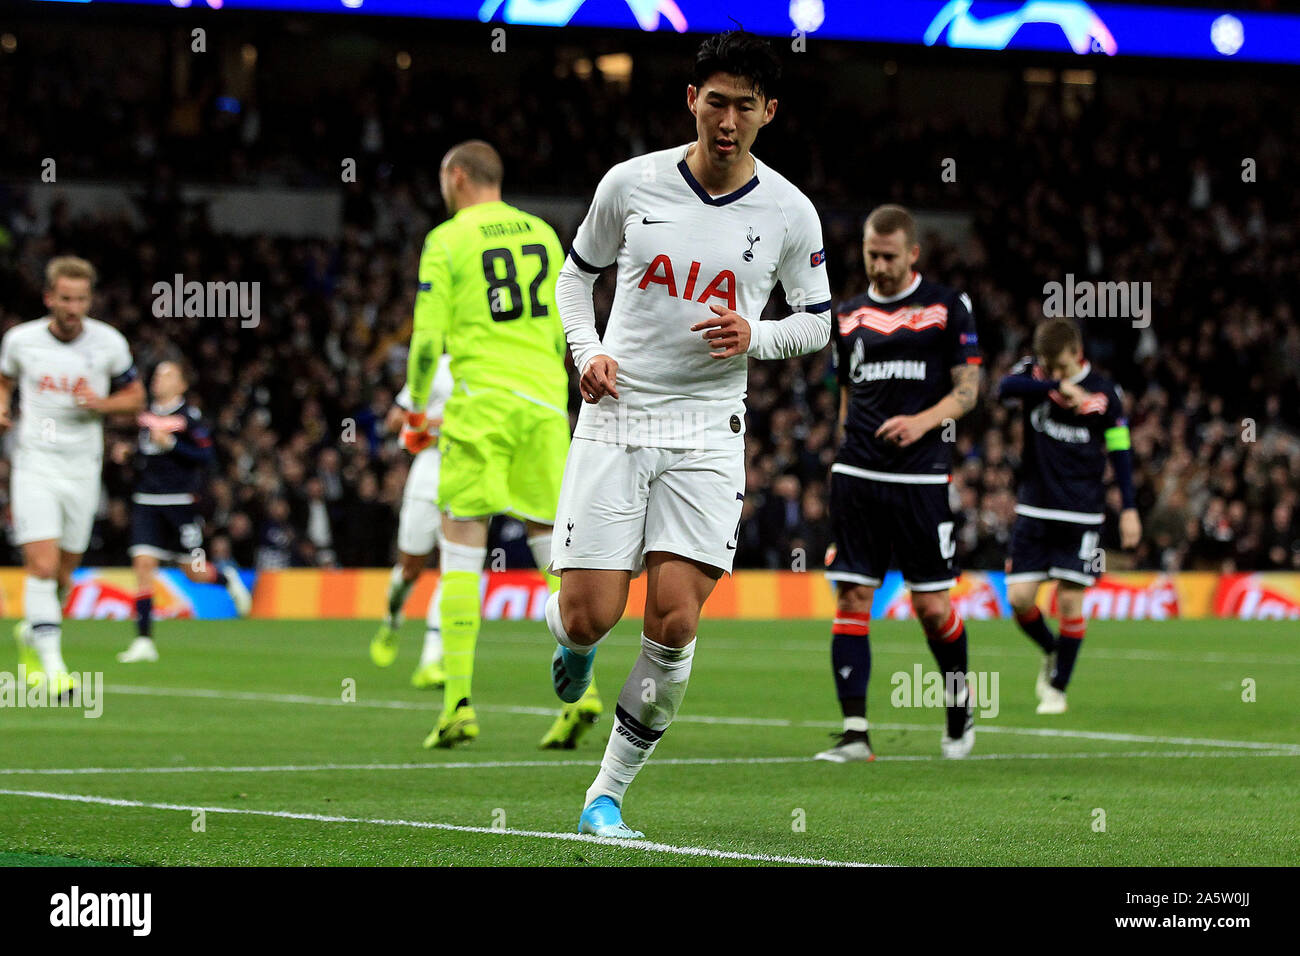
top-left (400, 411), bottom-right (434, 454)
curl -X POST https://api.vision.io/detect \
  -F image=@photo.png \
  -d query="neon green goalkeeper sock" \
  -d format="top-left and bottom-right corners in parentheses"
top-left (440, 569), bottom-right (481, 709)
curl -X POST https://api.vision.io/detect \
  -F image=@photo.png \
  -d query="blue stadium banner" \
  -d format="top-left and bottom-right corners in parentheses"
top-left (29, 0), bottom-right (1300, 65)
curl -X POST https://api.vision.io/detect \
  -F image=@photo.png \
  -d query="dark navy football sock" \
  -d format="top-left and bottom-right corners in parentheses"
top-left (925, 612), bottom-right (971, 738)
top-left (1014, 605), bottom-right (1057, 654)
top-left (831, 611), bottom-right (871, 720)
top-left (925, 611), bottom-right (968, 677)
top-left (135, 591), bottom-right (153, 639)
top-left (1052, 618), bottom-right (1086, 690)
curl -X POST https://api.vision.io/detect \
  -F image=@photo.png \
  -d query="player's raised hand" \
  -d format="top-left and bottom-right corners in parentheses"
top-left (73, 381), bottom-right (105, 412)
top-left (1120, 508), bottom-right (1142, 549)
top-left (1057, 380), bottom-right (1087, 409)
top-left (400, 411), bottom-right (434, 454)
top-left (876, 413), bottom-right (930, 448)
top-left (691, 305), bottom-right (752, 359)
top-left (580, 355), bottom-right (620, 403)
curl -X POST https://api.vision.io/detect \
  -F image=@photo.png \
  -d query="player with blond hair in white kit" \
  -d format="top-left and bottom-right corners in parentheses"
top-left (547, 31), bottom-right (833, 839)
top-left (1, 256), bottom-right (145, 695)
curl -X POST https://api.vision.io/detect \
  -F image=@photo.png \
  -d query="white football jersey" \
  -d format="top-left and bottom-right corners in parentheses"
top-left (395, 354), bottom-right (454, 418)
top-left (0, 317), bottom-right (135, 474)
top-left (568, 143), bottom-right (831, 449)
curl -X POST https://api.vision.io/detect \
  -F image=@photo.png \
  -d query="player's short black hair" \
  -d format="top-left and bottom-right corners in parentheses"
top-left (692, 30), bottom-right (781, 101)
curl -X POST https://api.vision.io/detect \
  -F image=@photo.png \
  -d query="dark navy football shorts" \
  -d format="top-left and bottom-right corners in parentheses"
top-left (826, 467), bottom-right (959, 592)
top-left (130, 502), bottom-right (205, 562)
top-left (1005, 514), bottom-right (1101, 587)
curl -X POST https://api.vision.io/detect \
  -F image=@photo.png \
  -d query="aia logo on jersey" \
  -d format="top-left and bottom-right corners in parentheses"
top-left (38, 374), bottom-right (88, 395)
top-left (637, 255), bottom-right (736, 311)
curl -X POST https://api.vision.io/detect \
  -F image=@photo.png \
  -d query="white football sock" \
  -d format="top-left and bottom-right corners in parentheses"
top-left (527, 533), bottom-right (554, 576)
top-left (419, 580), bottom-right (443, 667)
top-left (25, 576), bottom-right (67, 674)
top-left (545, 589), bottom-right (605, 656)
top-left (585, 633), bottom-right (695, 808)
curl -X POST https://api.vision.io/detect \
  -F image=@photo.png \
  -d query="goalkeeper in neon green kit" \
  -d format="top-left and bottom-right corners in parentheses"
top-left (404, 139), bottom-right (601, 749)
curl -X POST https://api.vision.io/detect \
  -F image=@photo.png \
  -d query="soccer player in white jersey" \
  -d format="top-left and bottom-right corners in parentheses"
top-left (370, 354), bottom-right (455, 689)
top-left (547, 31), bottom-right (833, 839)
top-left (1, 257), bottom-right (145, 694)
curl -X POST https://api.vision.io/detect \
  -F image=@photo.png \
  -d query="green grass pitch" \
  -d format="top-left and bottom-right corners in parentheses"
top-left (1, 616), bottom-right (1296, 867)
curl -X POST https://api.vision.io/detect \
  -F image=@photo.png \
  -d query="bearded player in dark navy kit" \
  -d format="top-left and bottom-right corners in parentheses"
top-left (999, 318), bottom-right (1141, 715)
top-left (819, 205), bottom-right (982, 763)
top-left (116, 360), bottom-right (251, 663)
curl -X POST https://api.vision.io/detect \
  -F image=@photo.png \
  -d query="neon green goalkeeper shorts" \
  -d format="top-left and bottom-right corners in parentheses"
top-left (437, 388), bottom-right (571, 524)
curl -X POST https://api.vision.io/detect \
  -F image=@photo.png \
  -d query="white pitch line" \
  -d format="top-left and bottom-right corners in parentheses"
top-left (941, 723), bottom-right (1300, 752)
top-left (0, 788), bottom-right (878, 868)
top-left (104, 684), bottom-right (1300, 753)
top-left (3, 750), bottom-right (1297, 778)
top-left (106, 684), bottom-right (429, 710)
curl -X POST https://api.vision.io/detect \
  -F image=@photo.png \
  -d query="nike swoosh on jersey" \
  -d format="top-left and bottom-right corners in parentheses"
top-left (641, 217), bottom-right (672, 225)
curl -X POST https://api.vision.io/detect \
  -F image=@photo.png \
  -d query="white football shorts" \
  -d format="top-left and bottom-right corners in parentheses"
top-left (10, 465), bottom-right (101, 553)
top-left (550, 437), bottom-right (746, 576)
top-left (397, 446), bottom-right (442, 556)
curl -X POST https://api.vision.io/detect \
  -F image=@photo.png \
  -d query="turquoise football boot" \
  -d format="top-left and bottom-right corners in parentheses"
top-left (551, 644), bottom-right (596, 704)
top-left (578, 795), bottom-right (644, 840)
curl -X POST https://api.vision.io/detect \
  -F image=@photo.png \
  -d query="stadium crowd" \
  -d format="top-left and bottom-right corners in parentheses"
top-left (1, 51), bottom-right (1298, 574)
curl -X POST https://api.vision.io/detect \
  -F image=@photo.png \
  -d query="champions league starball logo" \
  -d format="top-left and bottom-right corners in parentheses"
top-left (478, 0), bottom-right (688, 31)
top-left (925, 0), bottom-right (1118, 55)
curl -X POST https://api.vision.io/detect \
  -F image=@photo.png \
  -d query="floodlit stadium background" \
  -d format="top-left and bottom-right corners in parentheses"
top-left (1, 0), bottom-right (1297, 623)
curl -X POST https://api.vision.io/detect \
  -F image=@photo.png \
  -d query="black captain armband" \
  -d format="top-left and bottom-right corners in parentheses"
top-left (110, 365), bottom-right (140, 391)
